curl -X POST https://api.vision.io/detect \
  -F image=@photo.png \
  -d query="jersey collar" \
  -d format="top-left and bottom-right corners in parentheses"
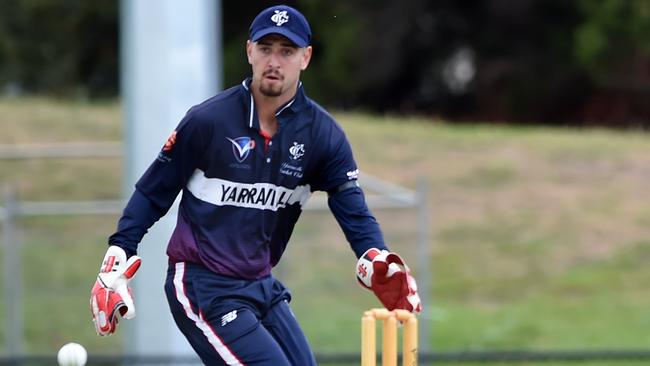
top-left (241, 77), bottom-right (307, 129)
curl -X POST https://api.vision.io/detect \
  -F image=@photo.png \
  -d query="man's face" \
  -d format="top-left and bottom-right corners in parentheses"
top-left (247, 34), bottom-right (312, 98)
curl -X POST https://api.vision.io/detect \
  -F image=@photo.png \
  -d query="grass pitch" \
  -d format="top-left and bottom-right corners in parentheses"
top-left (1, 98), bottom-right (650, 364)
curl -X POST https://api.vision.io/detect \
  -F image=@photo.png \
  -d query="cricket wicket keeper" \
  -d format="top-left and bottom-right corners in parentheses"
top-left (89, 4), bottom-right (421, 365)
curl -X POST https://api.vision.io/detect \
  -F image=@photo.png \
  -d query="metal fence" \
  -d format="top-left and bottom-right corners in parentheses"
top-left (5, 143), bottom-right (650, 364)
top-left (0, 142), bottom-right (432, 361)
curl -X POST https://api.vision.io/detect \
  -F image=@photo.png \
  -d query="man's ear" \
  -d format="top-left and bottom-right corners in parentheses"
top-left (301, 46), bottom-right (313, 70)
top-left (246, 40), bottom-right (253, 65)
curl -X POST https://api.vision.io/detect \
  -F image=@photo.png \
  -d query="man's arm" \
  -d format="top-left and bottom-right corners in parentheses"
top-left (108, 188), bottom-right (170, 257)
top-left (327, 184), bottom-right (387, 258)
top-left (91, 108), bottom-right (210, 335)
top-left (313, 116), bottom-right (421, 313)
top-left (108, 108), bottom-right (210, 255)
top-left (328, 183), bottom-right (422, 313)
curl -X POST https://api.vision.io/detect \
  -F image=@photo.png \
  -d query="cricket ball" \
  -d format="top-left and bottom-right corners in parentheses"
top-left (57, 342), bottom-right (87, 366)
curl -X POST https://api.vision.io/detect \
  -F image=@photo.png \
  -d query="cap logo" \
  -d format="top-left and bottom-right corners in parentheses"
top-left (271, 10), bottom-right (289, 26)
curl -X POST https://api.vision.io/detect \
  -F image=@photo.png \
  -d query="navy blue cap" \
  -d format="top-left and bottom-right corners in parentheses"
top-left (249, 5), bottom-right (311, 47)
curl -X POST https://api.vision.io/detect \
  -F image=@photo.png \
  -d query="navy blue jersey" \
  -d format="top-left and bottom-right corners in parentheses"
top-left (109, 78), bottom-right (386, 279)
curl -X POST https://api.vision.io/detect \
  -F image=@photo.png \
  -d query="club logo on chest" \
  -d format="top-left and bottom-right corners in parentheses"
top-left (289, 141), bottom-right (304, 161)
top-left (227, 137), bottom-right (256, 163)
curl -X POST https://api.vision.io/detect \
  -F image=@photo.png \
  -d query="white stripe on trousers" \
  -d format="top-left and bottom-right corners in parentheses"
top-left (173, 262), bottom-right (244, 366)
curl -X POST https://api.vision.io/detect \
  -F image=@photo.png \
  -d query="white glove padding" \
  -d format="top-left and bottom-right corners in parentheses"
top-left (90, 245), bottom-right (141, 336)
top-left (356, 248), bottom-right (422, 313)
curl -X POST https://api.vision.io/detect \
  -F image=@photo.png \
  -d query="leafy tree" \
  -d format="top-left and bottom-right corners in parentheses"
top-left (574, 0), bottom-right (650, 83)
top-left (1, 0), bottom-right (649, 126)
top-left (0, 0), bottom-right (117, 96)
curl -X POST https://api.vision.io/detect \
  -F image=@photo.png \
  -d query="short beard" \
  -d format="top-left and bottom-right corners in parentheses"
top-left (259, 82), bottom-right (282, 97)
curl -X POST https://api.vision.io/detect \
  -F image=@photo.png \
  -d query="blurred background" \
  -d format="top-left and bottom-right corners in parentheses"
top-left (1, 0), bottom-right (650, 365)
top-left (2, 0), bottom-right (650, 126)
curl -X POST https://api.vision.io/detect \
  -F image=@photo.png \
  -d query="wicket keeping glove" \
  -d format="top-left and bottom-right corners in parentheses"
top-left (356, 248), bottom-right (422, 313)
top-left (90, 245), bottom-right (141, 336)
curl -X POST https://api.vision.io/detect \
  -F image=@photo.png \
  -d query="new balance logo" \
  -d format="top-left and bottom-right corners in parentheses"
top-left (221, 310), bottom-right (237, 326)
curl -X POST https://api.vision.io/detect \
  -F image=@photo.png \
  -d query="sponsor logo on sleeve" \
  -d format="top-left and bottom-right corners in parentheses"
top-left (162, 131), bottom-right (177, 152)
top-left (347, 169), bottom-right (359, 180)
top-left (157, 131), bottom-right (177, 162)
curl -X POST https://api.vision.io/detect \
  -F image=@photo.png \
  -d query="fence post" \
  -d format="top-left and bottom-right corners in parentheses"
top-left (416, 176), bottom-right (432, 353)
top-left (2, 184), bottom-right (24, 356)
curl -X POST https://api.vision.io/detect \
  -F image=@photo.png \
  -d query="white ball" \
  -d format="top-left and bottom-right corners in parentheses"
top-left (57, 342), bottom-right (87, 366)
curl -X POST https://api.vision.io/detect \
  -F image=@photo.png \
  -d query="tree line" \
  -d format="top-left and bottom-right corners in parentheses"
top-left (1, 0), bottom-right (649, 127)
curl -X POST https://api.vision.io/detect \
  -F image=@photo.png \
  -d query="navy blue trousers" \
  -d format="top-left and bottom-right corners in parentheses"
top-left (164, 262), bottom-right (316, 365)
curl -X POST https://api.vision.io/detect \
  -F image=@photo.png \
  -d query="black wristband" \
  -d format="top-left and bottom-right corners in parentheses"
top-left (327, 180), bottom-right (359, 196)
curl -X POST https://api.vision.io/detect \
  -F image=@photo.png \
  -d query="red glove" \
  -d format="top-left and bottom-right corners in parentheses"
top-left (356, 248), bottom-right (422, 313)
top-left (90, 246), bottom-right (141, 336)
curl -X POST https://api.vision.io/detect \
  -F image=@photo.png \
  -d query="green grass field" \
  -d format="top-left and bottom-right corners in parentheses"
top-left (1, 97), bottom-right (650, 364)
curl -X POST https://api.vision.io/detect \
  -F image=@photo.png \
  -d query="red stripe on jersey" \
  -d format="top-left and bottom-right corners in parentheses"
top-left (259, 129), bottom-right (272, 154)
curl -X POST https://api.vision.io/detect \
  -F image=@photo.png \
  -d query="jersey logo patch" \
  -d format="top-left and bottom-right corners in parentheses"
top-left (227, 137), bottom-right (256, 163)
top-left (289, 142), bottom-right (305, 160)
top-left (347, 169), bottom-right (359, 180)
top-left (162, 131), bottom-right (177, 152)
